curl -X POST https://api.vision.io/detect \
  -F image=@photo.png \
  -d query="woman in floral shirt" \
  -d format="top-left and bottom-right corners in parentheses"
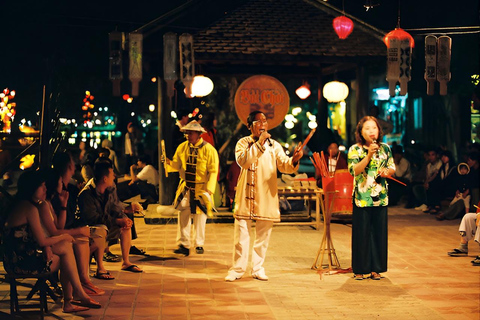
top-left (347, 116), bottom-right (395, 280)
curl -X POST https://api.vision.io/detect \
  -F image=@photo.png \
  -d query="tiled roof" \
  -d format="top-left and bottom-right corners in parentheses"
top-left (193, 0), bottom-right (386, 65)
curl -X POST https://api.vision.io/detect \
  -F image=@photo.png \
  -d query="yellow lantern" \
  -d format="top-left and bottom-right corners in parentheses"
top-left (322, 81), bottom-right (349, 103)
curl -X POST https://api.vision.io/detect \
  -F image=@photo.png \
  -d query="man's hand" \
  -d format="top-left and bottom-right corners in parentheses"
top-left (130, 202), bottom-right (143, 213)
top-left (116, 217), bottom-right (133, 230)
top-left (292, 149), bottom-right (304, 165)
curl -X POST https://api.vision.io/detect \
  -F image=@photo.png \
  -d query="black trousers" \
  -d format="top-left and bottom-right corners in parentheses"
top-left (352, 205), bottom-right (388, 274)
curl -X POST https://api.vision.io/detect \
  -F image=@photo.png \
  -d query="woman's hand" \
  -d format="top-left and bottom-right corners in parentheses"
top-left (78, 226), bottom-right (90, 237)
top-left (367, 142), bottom-right (380, 158)
top-left (58, 189), bottom-right (69, 207)
top-left (62, 234), bottom-right (75, 243)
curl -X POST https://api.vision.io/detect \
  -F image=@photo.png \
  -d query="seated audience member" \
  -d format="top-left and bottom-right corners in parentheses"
top-left (413, 147), bottom-right (442, 211)
top-left (101, 139), bottom-right (120, 175)
top-left (389, 145), bottom-right (412, 206)
top-left (466, 152), bottom-right (479, 206)
top-left (3, 170), bottom-right (101, 313)
top-left (425, 150), bottom-right (456, 213)
top-left (436, 163), bottom-right (471, 221)
top-left (80, 149), bottom-right (98, 184)
top-left (447, 201), bottom-right (480, 266)
top-left (42, 169), bottom-right (111, 289)
top-left (76, 160), bottom-right (143, 272)
top-left (128, 154), bottom-right (159, 202)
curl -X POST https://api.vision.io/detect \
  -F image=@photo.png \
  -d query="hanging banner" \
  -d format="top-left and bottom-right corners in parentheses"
top-left (437, 36), bottom-right (452, 96)
top-left (424, 35), bottom-right (437, 95)
top-left (129, 32), bottom-right (143, 96)
top-left (234, 75), bottom-right (289, 129)
top-left (163, 32), bottom-right (178, 98)
top-left (179, 33), bottom-right (194, 97)
top-left (398, 38), bottom-right (412, 96)
top-left (109, 31), bottom-right (124, 96)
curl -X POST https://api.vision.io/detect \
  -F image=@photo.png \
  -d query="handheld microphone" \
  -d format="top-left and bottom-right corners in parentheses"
top-left (266, 138), bottom-right (272, 147)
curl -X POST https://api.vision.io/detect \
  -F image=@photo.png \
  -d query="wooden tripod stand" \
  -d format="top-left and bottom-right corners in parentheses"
top-left (311, 190), bottom-right (341, 270)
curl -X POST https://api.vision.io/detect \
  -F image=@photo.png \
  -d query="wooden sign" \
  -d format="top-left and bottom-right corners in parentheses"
top-left (234, 75), bottom-right (289, 129)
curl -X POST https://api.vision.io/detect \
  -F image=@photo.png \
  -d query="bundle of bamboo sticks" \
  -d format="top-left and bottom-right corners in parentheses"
top-left (310, 151), bottom-right (332, 178)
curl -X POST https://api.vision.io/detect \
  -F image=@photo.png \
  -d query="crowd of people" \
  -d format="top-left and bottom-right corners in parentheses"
top-left (1, 112), bottom-right (479, 314)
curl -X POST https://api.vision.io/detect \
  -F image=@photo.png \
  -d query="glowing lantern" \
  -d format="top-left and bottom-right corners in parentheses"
top-left (191, 75), bottom-right (214, 97)
top-left (20, 154), bottom-right (35, 170)
top-left (384, 28), bottom-right (414, 96)
top-left (322, 81), bottom-right (349, 102)
top-left (333, 16), bottom-right (354, 40)
top-left (123, 94), bottom-right (130, 101)
top-left (295, 82), bottom-right (311, 99)
top-left (149, 104), bottom-right (155, 112)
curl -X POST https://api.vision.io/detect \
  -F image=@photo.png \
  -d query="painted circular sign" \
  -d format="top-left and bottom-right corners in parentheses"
top-left (234, 75), bottom-right (290, 129)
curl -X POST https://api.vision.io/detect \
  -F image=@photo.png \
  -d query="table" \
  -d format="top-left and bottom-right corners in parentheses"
top-left (276, 186), bottom-right (323, 230)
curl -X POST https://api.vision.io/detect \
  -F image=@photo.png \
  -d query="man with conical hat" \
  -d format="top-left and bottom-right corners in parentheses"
top-left (163, 120), bottom-right (219, 256)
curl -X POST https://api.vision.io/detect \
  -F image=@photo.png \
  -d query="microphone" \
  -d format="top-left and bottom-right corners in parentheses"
top-left (266, 138), bottom-right (272, 147)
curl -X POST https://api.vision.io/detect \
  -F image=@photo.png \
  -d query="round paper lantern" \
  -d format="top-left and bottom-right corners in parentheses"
top-left (295, 84), bottom-right (311, 99)
top-left (333, 16), bottom-right (354, 40)
top-left (323, 81), bottom-right (349, 103)
top-left (383, 28), bottom-right (414, 48)
top-left (191, 75), bottom-right (214, 97)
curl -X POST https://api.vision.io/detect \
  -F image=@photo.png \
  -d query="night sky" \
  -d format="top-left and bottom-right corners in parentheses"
top-left (1, 0), bottom-right (478, 121)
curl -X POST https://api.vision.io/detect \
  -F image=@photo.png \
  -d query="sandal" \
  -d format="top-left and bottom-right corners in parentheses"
top-left (72, 298), bottom-right (101, 309)
top-left (93, 270), bottom-right (115, 280)
top-left (129, 246), bottom-right (147, 255)
top-left (447, 248), bottom-right (468, 256)
top-left (353, 274), bottom-right (364, 280)
top-left (121, 264), bottom-right (143, 273)
top-left (82, 282), bottom-right (105, 295)
top-left (370, 272), bottom-right (381, 280)
top-left (103, 252), bottom-right (121, 262)
top-left (472, 256), bottom-right (480, 266)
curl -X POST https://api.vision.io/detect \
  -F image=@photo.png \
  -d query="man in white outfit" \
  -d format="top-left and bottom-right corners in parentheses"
top-left (225, 111), bottom-right (303, 281)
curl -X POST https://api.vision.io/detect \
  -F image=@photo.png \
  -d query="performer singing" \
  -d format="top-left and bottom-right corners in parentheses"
top-left (163, 120), bottom-right (219, 256)
top-left (225, 111), bottom-right (303, 282)
top-left (347, 116), bottom-right (395, 280)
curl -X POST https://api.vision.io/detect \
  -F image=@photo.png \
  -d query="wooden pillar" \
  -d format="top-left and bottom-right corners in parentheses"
top-left (355, 65), bottom-right (369, 122)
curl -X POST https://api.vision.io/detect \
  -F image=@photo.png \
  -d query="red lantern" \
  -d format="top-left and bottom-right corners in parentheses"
top-left (383, 28), bottom-right (414, 48)
top-left (333, 16), bottom-right (354, 40)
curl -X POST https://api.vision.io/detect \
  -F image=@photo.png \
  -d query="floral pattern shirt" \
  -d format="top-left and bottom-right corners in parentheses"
top-left (347, 143), bottom-right (395, 207)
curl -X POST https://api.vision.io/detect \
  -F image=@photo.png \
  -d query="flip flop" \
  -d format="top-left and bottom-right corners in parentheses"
top-left (447, 248), bottom-right (468, 256)
top-left (63, 304), bottom-right (89, 313)
top-left (72, 298), bottom-right (102, 309)
top-left (93, 271), bottom-right (115, 280)
top-left (82, 283), bottom-right (105, 295)
top-left (121, 264), bottom-right (143, 273)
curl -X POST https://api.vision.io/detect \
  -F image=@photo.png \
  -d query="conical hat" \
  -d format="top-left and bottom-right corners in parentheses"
top-left (180, 120), bottom-right (206, 133)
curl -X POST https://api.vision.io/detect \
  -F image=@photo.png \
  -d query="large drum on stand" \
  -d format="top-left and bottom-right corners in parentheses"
top-left (321, 169), bottom-right (353, 218)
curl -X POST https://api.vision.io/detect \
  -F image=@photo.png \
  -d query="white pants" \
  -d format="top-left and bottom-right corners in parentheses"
top-left (459, 213), bottom-right (480, 243)
top-left (177, 208), bottom-right (207, 248)
top-left (228, 218), bottom-right (274, 276)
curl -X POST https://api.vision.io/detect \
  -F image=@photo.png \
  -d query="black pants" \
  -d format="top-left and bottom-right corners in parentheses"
top-left (352, 205), bottom-right (388, 274)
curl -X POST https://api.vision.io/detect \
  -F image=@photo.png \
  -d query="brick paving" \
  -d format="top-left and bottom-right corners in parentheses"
top-left (0, 206), bottom-right (479, 319)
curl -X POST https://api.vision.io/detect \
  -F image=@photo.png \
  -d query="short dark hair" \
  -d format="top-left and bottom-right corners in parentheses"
top-left (355, 116), bottom-right (384, 145)
top-left (16, 169), bottom-right (46, 201)
top-left (98, 147), bottom-right (110, 157)
top-left (52, 152), bottom-right (73, 176)
top-left (45, 168), bottom-right (61, 199)
top-left (93, 160), bottom-right (112, 181)
top-left (467, 151), bottom-right (479, 162)
top-left (247, 111), bottom-right (264, 128)
top-left (137, 154), bottom-right (151, 165)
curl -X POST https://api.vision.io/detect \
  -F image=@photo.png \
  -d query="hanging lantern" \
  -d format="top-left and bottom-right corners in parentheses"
top-left (384, 28), bottom-right (414, 96)
top-left (163, 32), bottom-right (178, 98)
top-left (333, 16), bottom-right (354, 40)
top-left (179, 33), bottom-right (195, 98)
top-left (128, 32), bottom-right (143, 97)
top-left (323, 81), bottom-right (349, 103)
top-left (191, 75), bottom-right (214, 97)
top-left (295, 82), bottom-right (311, 99)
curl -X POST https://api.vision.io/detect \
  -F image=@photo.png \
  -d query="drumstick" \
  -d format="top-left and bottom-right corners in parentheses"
top-left (295, 128), bottom-right (316, 152)
top-left (385, 175), bottom-right (406, 186)
top-left (160, 140), bottom-right (168, 177)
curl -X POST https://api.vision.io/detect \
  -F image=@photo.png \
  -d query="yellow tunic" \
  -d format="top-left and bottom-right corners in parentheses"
top-left (167, 138), bottom-right (219, 214)
top-left (234, 136), bottom-right (298, 222)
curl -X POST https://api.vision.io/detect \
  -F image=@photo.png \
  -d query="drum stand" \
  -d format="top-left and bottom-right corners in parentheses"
top-left (311, 190), bottom-right (341, 270)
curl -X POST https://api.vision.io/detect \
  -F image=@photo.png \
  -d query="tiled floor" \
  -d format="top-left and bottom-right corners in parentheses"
top-left (0, 206), bottom-right (479, 319)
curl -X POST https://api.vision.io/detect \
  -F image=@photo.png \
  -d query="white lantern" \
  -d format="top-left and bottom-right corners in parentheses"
top-left (191, 75), bottom-right (214, 97)
top-left (322, 81), bottom-right (349, 102)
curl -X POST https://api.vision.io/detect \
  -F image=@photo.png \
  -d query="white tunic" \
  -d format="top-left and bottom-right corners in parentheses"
top-left (234, 136), bottom-right (298, 222)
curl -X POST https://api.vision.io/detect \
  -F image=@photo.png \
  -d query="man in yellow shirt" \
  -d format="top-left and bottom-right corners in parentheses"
top-left (163, 120), bottom-right (219, 256)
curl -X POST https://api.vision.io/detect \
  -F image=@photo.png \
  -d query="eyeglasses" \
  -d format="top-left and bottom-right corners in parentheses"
top-left (252, 119), bottom-right (268, 126)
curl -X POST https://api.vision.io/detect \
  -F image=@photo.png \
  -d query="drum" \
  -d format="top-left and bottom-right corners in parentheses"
top-left (321, 169), bottom-right (353, 215)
